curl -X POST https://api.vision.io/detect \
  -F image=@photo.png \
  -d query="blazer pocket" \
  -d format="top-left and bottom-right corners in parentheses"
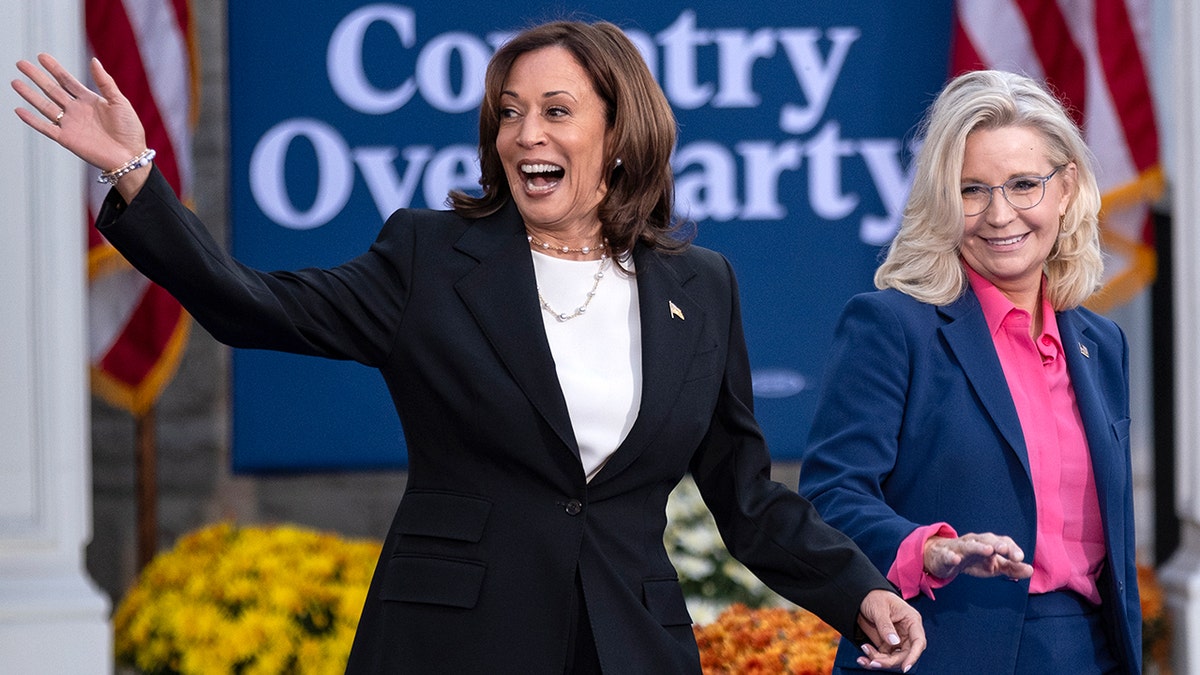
top-left (1112, 417), bottom-right (1131, 443)
top-left (642, 578), bottom-right (693, 627)
top-left (393, 490), bottom-right (492, 543)
top-left (381, 554), bottom-right (486, 608)
top-left (683, 342), bottom-right (722, 383)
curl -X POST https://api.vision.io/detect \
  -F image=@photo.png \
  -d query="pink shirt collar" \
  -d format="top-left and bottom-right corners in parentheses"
top-left (965, 264), bottom-right (1063, 354)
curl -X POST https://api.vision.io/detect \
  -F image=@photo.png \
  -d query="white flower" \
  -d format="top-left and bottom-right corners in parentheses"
top-left (664, 475), bottom-right (788, 612)
top-left (674, 524), bottom-right (722, 555)
top-left (684, 597), bottom-right (727, 626)
top-left (673, 555), bottom-right (716, 580)
top-left (721, 559), bottom-right (767, 592)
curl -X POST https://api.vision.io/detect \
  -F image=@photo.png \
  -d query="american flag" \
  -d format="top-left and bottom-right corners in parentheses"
top-left (952, 0), bottom-right (1163, 311)
top-left (85, 0), bottom-right (194, 414)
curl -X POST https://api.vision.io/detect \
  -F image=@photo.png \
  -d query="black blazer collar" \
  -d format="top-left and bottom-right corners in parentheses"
top-left (452, 206), bottom-right (709, 483)
top-left (592, 245), bottom-right (706, 484)
top-left (451, 203), bottom-right (579, 458)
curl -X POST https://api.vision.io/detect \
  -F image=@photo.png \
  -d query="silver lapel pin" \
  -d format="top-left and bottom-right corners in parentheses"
top-left (1079, 343), bottom-right (1090, 358)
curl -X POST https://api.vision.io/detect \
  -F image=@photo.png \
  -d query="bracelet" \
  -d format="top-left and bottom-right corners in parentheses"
top-left (97, 149), bottom-right (156, 186)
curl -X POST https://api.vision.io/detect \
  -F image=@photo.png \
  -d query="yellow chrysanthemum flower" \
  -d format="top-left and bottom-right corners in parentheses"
top-left (113, 522), bottom-right (381, 674)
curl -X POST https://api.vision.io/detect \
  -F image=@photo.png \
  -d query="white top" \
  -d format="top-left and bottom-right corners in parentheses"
top-left (530, 251), bottom-right (641, 481)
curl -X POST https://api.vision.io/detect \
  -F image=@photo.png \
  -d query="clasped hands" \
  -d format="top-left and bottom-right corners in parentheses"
top-left (855, 589), bottom-right (926, 672)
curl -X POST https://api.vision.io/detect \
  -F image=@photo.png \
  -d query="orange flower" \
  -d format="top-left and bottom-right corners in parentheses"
top-left (1138, 562), bottom-right (1172, 672)
top-left (694, 604), bottom-right (839, 675)
top-left (1138, 563), bottom-right (1164, 623)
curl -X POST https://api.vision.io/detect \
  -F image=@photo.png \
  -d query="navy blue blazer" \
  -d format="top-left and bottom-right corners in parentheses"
top-left (797, 287), bottom-right (1141, 673)
top-left (96, 168), bottom-right (893, 674)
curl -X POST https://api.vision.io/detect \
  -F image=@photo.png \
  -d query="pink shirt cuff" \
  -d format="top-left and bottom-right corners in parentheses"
top-left (887, 523), bottom-right (958, 600)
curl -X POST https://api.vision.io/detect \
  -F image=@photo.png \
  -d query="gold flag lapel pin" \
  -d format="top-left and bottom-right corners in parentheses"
top-left (669, 301), bottom-right (685, 321)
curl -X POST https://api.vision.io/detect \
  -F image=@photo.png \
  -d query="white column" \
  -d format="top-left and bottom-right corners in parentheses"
top-left (0, 0), bottom-right (112, 673)
top-left (1160, 1), bottom-right (1200, 673)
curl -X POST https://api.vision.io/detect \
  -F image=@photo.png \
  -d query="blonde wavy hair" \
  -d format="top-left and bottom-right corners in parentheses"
top-left (875, 70), bottom-right (1103, 310)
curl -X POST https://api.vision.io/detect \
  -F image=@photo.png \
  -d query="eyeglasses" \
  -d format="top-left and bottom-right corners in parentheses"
top-left (960, 165), bottom-right (1065, 217)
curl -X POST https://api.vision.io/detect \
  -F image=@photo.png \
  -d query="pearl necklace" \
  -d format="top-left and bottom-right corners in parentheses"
top-left (527, 233), bottom-right (607, 255)
top-left (537, 254), bottom-right (610, 322)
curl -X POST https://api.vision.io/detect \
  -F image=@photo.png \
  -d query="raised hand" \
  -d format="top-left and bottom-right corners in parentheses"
top-left (12, 53), bottom-right (151, 198)
top-left (923, 532), bottom-right (1035, 582)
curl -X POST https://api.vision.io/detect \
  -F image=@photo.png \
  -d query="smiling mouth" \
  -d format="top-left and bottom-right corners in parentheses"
top-left (520, 163), bottom-right (565, 192)
top-left (986, 233), bottom-right (1029, 246)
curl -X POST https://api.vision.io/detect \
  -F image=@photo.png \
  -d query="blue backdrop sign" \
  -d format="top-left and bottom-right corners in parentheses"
top-left (227, 2), bottom-right (954, 472)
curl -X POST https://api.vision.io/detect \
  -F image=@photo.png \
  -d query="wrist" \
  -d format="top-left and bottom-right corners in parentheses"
top-left (922, 535), bottom-right (953, 576)
top-left (114, 165), bottom-right (152, 204)
top-left (98, 148), bottom-right (155, 187)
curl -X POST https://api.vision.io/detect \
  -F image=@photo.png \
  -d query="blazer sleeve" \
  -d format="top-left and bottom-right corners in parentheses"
top-left (94, 166), bottom-right (413, 367)
top-left (797, 292), bottom-right (926, 572)
top-left (688, 255), bottom-right (893, 641)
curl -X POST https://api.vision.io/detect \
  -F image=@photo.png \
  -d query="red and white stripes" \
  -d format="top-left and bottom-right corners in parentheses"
top-left (85, 0), bottom-right (194, 414)
top-left (953, 0), bottom-right (1163, 309)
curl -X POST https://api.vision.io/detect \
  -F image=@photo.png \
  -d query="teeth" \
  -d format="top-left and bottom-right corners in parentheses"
top-left (990, 234), bottom-right (1025, 246)
top-left (521, 163), bottom-right (562, 174)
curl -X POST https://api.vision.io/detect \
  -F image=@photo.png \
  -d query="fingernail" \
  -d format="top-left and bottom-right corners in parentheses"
top-left (861, 644), bottom-right (871, 655)
top-left (888, 633), bottom-right (901, 646)
top-left (904, 666), bottom-right (912, 673)
top-left (871, 661), bottom-right (883, 669)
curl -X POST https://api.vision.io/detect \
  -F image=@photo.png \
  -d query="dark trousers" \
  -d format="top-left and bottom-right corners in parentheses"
top-left (1015, 591), bottom-right (1121, 674)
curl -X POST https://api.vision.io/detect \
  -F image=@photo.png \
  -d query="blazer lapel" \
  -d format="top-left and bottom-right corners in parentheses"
top-left (452, 204), bottom-right (579, 455)
top-left (1057, 312), bottom-right (1120, 527)
top-left (938, 291), bottom-right (1033, 481)
top-left (590, 246), bottom-right (706, 483)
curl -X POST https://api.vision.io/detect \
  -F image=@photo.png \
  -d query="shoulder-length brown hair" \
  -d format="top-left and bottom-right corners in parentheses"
top-left (875, 69), bottom-right (1103, 310)
top-left (450, 20), bottom-right (687, 256)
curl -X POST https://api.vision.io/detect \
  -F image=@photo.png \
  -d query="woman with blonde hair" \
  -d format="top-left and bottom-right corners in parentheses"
top-left (799, 69), bottom-right (1140, 673)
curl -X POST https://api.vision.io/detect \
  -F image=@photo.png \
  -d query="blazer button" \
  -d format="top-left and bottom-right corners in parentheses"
top-left (564, 499), bottom-right (583, 516)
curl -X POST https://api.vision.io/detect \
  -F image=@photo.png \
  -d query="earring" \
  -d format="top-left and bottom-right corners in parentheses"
top-left (614, 157), bottom-right (623, 168)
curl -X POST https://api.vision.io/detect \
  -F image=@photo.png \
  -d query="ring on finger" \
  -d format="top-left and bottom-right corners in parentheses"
top-left (54, 109), bottom-right (64, 125)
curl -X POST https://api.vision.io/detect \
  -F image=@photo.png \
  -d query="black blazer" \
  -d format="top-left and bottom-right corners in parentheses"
top-left (98, 168), bottom-right (891, 674)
